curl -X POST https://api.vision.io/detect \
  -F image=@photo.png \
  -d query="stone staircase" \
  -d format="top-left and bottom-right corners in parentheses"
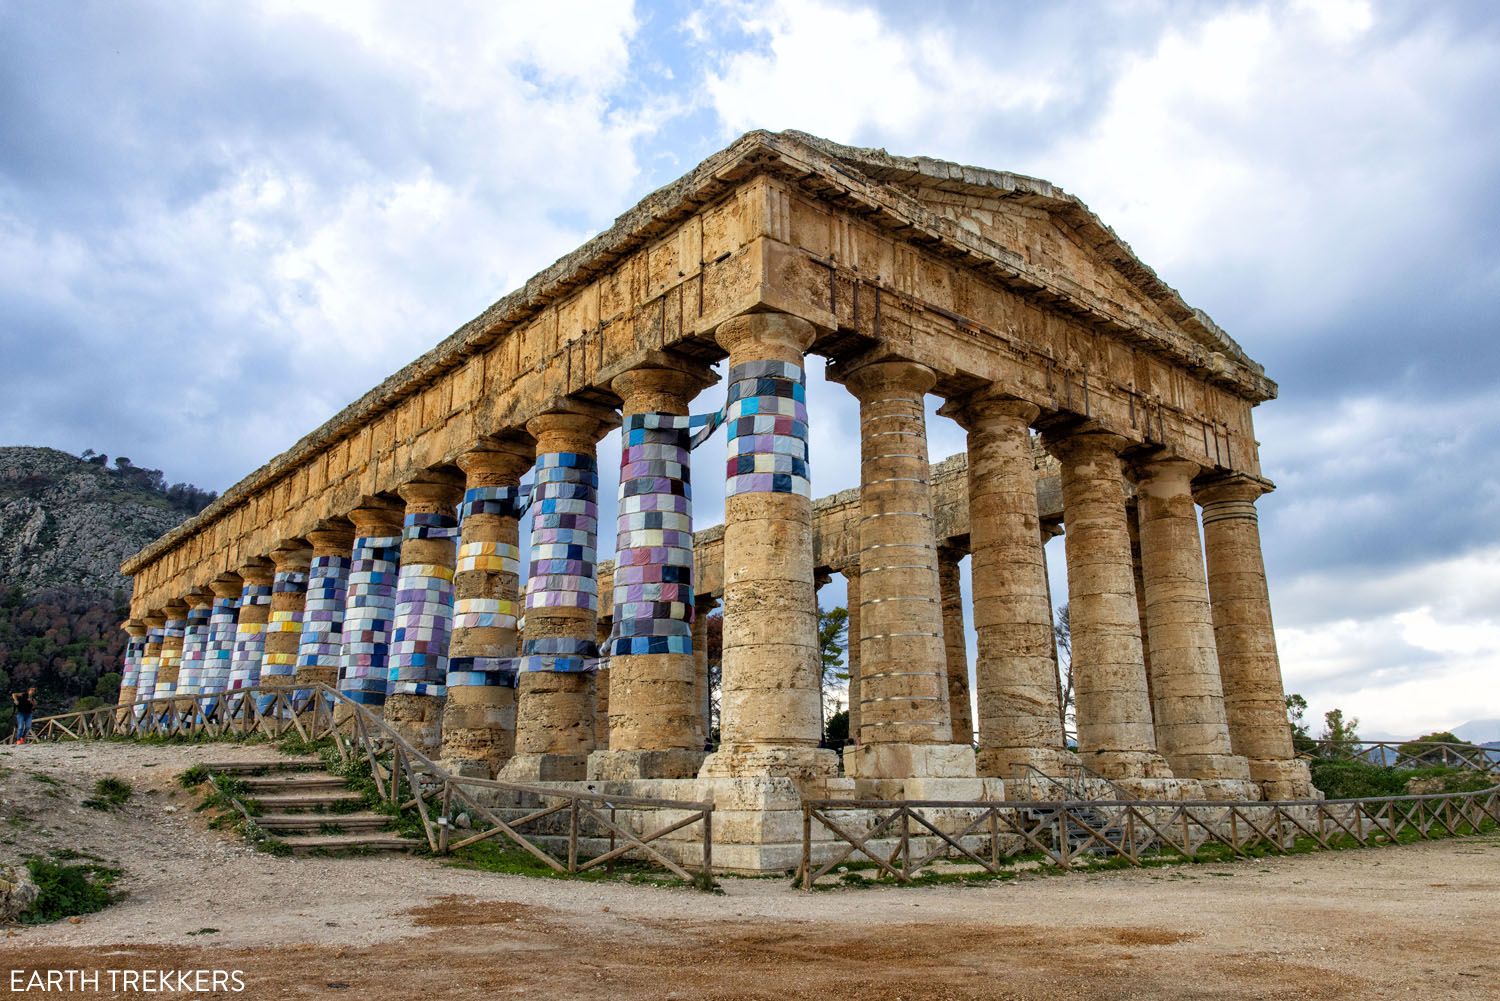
top-left (203, 757), bottom-right (421, 854)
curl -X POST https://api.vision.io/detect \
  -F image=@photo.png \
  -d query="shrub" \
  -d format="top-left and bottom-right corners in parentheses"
top-left (1309, 760), bottom-right (1407, 800)
top-left (23, 859), bottom-right (121, 923)
top-left (81, 776), bottom-right (132, 810)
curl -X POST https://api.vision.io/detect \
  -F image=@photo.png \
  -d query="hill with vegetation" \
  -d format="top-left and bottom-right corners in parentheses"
top-left (0, 447), bottom-right (215, 719)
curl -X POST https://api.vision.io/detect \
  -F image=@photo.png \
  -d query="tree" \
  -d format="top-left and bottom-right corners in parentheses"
top-left (817, 606), bottom-right (850, 746)
top-left (1396, 730), bottom-right (1481, 766)
top-left (1054, 604), bottom-right (1073, 736)
top-left (1286, 693), bottom-right (1317, 755)
top-left (1320, 708), bottom-right (1362, 758)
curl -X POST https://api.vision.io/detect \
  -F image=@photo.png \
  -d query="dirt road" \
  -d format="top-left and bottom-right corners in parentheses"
top-left (3, 742), bottom-right (1497, 1000)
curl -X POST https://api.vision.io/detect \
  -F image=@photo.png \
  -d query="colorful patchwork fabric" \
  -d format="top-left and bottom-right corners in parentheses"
top-left (199, 596), bottom-right (240, 697)
top-left (120, 634), bottom-right (146, 694)
top-left (154, 617), bottom-right (186, 701)
top-left (458, 485), bottom-right (531, 522)
top-left (227, 583), bottom-right (271, 691)
top-left (388, 511), bottom-right (458, 697)
top-left (176, 606), bottom-right (211, 697)
top-left (135, 628), bottom-right (163, 715)
top-left (445, 655), bottom-right (519, 689)
top-left (296, 555), bottom-right (350, 700)
top-left (723, 359), bottom-right (810, 497)
top-left (516, 636), bottom-right (603, 673)
top-left (526, 451), bottom-right (599, 614)
top-left (339, 534), bottom-right (400, 705)
top-left (609, 412), bottom-right (696, 657)
top-left (261, 571), bottom-right (307, 684)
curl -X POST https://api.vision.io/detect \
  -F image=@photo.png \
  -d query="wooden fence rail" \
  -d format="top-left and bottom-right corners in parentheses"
top-left (14, 685), bottom-right (714, 883)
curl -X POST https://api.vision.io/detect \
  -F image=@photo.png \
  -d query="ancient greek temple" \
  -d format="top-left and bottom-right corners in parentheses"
top-left (116, 131), bottom-right (1312, 872)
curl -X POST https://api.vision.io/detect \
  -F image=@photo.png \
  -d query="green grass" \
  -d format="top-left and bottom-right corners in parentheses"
top-left (81, 776), bottom-right (132, 811)
top-left (28, 772), bottom-right (60, 786)
top-left (22, 858), bottom-right (122, 924)
top-left (177, 764), bottom-right (209, 788)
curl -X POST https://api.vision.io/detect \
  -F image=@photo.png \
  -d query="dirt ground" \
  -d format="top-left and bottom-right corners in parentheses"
top-left (3, 741), bottom-right (1498, 1000)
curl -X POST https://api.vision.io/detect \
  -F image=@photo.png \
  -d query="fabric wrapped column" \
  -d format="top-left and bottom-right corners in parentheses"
top-left (840, 359), bottom-right (979, 794)
top-left (175, 592), bottom-right (212, 709)
top-left (1043, 428), bottom-right (1177, 790)
top-left (339, 501), bottom-right (405, 710)
top-left (136, 612), bottom-right (165, 724)
top-left (1135, 457), bottom-right (1256, 798)
top-left (590, 365), bottom-right (714, 781)
top-left (228, 563), bottom-right (274, 710)
top-left (201, 576), bottom-right (243, 715)
top-left (116, 619), bottom-right (147, 725)
top-left (699, 312), bottom-right (835, 783)
top-left (295, 523), bottom-right (355, 702)
top-left (1195, 474), bottom-right (1314, 800)
top-left (154, 601), bottom-right (188, 728)
top-left (261, 544), bottom-right (312, 712)
top-left (937, 546), bottom-right (973, 746)
top-left (441, 442), bottom-right (534, 777)
top-left (500, 411), bottom-right (609, 782)
top-left (940, 393), bottom-right (1076, 779)
top-left (387, 476), bottom-right (465, 754)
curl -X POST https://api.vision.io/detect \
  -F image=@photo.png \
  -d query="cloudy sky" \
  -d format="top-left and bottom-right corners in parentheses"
top-left (3, 0), bottom-right (1497, 739)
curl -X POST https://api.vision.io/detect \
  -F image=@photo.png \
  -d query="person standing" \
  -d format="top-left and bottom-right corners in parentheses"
top-left (11, 686), bottom-right (37, 743)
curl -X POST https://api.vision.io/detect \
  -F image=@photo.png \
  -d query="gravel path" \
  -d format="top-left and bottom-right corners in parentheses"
top-left (3, 741), bottom-right (1498, 999)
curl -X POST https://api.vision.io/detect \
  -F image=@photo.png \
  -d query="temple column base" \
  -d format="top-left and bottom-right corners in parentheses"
top-left (587, 748), bottom-right (706, 781)
top-left (1250, 757), bottom-right (1318, 801)
top-left (438, 688), bottom-right (516, 779)
top-left (497, 753), bottom-right (590, 783)
top-left (842, 743), bottom-right (1003, 802)
top-left (1195, 778), bottom-right (1265, 802)
top-left (383, 693), bottom-right (442, 756)
top-left (697, 744), bottom-right (839, 782)
top-left (1078, 747), bottom-right (1175, 782)
top-left (976, 745), bottom-right (1081, 781)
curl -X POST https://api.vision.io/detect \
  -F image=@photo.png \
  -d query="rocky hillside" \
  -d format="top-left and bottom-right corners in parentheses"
top-left (0, 447), bottom-right (215, 715)
top-left (0, 447), bottom-right (207, 595)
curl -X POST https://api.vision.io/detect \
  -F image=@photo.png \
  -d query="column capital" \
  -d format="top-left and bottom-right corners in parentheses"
top-left (163, 599), bottom-right (188, 619)
top-left (839, 358), bottom-right (936, 401)
top-left (611, 362), bottom-right (717, 414)
top-left (185, 588), bottom-right (214, 610)
top-left (525, 410), bottom-right (610, 452)
top-left (457, 438), bottom-right (535, 483)
top-left (122, 618), bottom-right (147, 637)
top-left (1132, 454), bottom-right (1202, 496)
top-left (937, 387), bottom-right (1039, 431)
top-left (936, 541), bottom-right (969, 564)
top-left (396, 472), bottom-right (465, 512)
top-left (1194, 472), bottom-right (1274, 507)
top-left (307, 521), bottom-right (356, 557)
top-left (715, 310), bottom-right (815, 360)
top-left (270, 540), bottom-right (313, 573)
top-left (143, 610), bottom-right (167, 629)
top-left (1041, 424), bottom-right (1131, 463)
top-left (349, 497), bottom-right (405, 537)
top-left (237, 560), bottom-right (275, 587)
top-left (209, 574), bottom-right (243, 600)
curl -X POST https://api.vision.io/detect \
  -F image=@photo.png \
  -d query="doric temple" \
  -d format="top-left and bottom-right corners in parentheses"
top-left (117, 131), bottom-right (1312, 871)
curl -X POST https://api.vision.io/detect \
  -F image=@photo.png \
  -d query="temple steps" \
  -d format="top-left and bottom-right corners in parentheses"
top-left (277, 833), bottom-right (420, 853)
top-left (255, 811), bottom-right (393, 832)
top-left (248, 789), bottom-right (366, 810)
top-left (201, 757), bottom-right (324, 775)
top-left (238, 773), bottom-right (350, 793)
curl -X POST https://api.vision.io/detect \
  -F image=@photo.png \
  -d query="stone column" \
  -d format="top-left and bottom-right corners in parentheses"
top-left (116, 618), bottom-right (146, 723)
top-left (228, 562), bottom-right (273, 696)
top-left (296, 523), bottom-right (355, 698)
top-left (155, 601), bottom-right (188, 709)
top-left (176, 592), bottom-right (212, 706)
top-left (937, 546), bottom-right (973, 746)
top-left (594, 619), bottom-right (612, 751)
top-left (700, 311), bottom-right (835, 783)
top-left (1043, 428), bottom-right (1173, 785)
top-left (441, 441), bottom-right (533, 777)
top-left (1195, 474), bottom-right (1314, 800)
top-left (136, 611), bottom-right (165, 722)
top-left (261, 543), bottom-right (312, 711)
top-left (1126, 501), bottom-right (1154, 704)
top-left (201, 576), bottom-right (243, 703)
top-left (841, 358), bottom-right (977, 792)
top-left (339, 500), bottom-right (405, 708)
top-left (940, 393), bottom-right (1075, 778)
top-left (691, 596), bottom-right (718, 749)
top-left (592, 365), bottom-right (714, 780)
top-left (1134, 457), bottom-right (1256, 798)
top-left (501, 410), bottom-right (609, 782)
top-left (843, 564), bottom-right (860, 745)
top-left (387, 474), bottom-right (465, 754)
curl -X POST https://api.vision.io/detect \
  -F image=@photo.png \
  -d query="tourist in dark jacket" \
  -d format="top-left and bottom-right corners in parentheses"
top-left (11, 686), bottom-right (37, 743)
